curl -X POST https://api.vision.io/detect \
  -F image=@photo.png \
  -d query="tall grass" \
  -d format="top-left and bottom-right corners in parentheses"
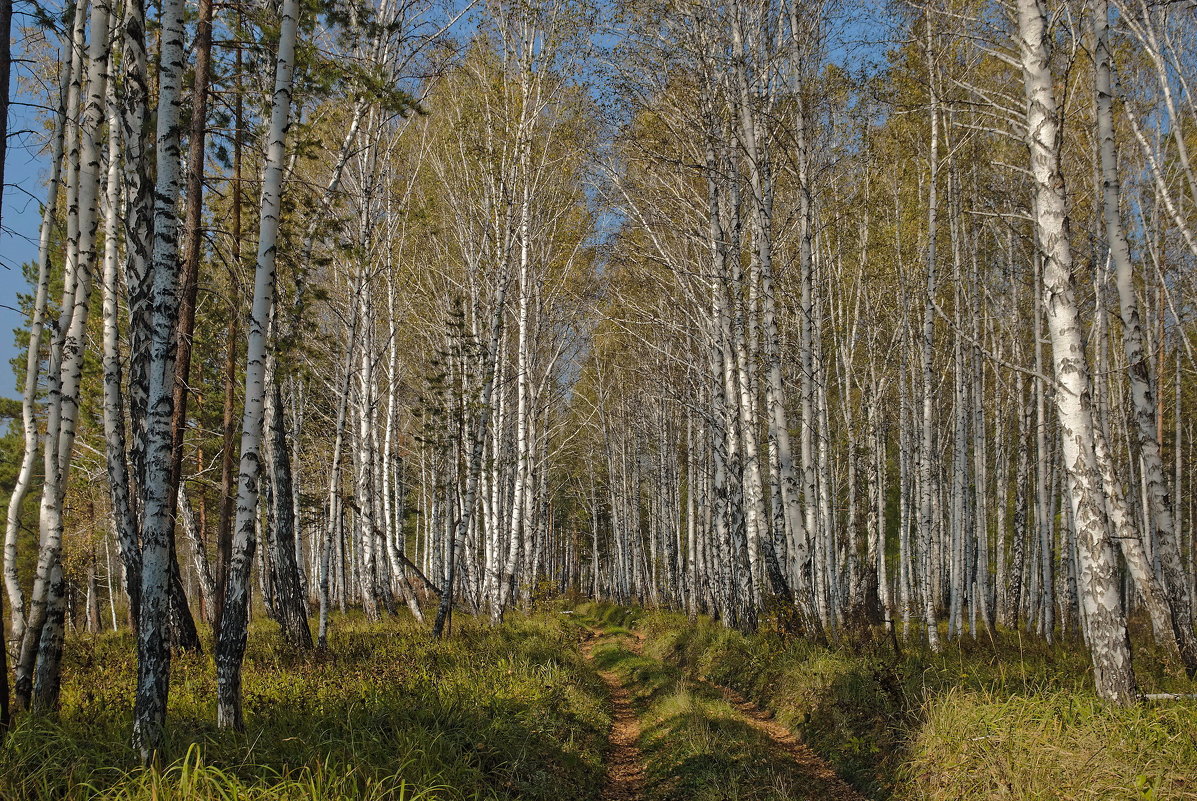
top-left (601, 604), bottom-right (1197, 800)
top-left (0, 612), bottom-right (609, 800)
top-left (902, 687), bottom-right (1197, 799)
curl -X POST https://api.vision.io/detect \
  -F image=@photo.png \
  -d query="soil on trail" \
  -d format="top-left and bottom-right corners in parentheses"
top-left (581, 626), bottom-right (864, 801)
top-left (701, 677), bottom-right (868, 801)
top-left (582, 632), bottom-right (645, 801)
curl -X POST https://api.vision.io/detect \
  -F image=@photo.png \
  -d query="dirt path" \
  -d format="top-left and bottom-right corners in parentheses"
top-left (580, 625), bottom-right (862, 801)
top-left (699, 677), bottom-right (867, 801)
top-left (582, 632), bottom-right (644, 801)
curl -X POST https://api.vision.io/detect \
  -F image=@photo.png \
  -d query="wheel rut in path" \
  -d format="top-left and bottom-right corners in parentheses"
top-left (582, 630), bottom-right (644, 801)
top-left (698, 676), bottom-right (868, 801)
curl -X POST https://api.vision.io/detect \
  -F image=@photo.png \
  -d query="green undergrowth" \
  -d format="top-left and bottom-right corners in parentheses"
top-left (579, 616), bottom-right (842, 801)
top-left (0, 611), bottom-right (609, 800)
top-left (580, 603), bottom-right (1197, 800)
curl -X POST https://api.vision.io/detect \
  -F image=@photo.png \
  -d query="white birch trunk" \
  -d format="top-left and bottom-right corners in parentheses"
top-left (1095, 0), bottom-right (1197, 675)
top-left (19, 0), bottom-right (107, 713)
top-left (134, 0), bottom-right (187, 754)
top-left (920, 14), bottom-right (942, 651)
top-left (179, 489), bottom-right (216, 620)
top-left (100, 74), bottom-right (141, 629)
top-left (216, 0), bottom-right (300, 729)
top-left (5, 42), bottom-right (72, 648)
top-left (1016, 0), bottom-right (1136, 704)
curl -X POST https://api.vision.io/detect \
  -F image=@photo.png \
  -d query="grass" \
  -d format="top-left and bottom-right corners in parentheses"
top-left (904, 687), bottom-right (1197, 799)
top-left (0, 611), bottom-right (610, 800)
top-left (598, 603), bottom-right (1197, 800)
top-left (10, 602), bottom-right (1195, 800)
top-left (575, 610), bottom-right (841, 801)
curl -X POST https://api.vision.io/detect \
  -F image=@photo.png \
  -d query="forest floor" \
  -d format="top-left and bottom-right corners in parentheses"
top-left (1, 605), bottom-right (1197, 800)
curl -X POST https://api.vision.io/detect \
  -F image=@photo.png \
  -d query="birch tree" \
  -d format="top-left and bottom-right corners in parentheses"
top-left (1016, 0), bottom-right (1136, 704)
top-left (216, 0), bottom-right (301, 730)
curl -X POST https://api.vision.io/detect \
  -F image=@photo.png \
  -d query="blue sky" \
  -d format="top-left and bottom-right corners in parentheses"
top-left (0, 11), bottom-right (60, 402)
top-left (0, 110), bottom-right (48, 401)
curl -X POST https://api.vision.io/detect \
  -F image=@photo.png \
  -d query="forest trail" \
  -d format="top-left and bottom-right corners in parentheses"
top-left (582, 621), bottom-right (866, 801)
top-left (582, 630), bottom-right (645, 801)
top-left (697, 677), bottom-right (868, 801)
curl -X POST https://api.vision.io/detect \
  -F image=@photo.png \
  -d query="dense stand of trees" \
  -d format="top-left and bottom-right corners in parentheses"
top-left (0, 0), bottom-right (1195, 755)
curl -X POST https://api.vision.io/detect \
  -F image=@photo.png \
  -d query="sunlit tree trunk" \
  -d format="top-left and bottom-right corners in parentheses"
top-left (1033, 265), bottom-right (1054, 641)
top-left (1016, 0), bottom-right (1136, 704)
top-left (216, 0), bottom-right (300, 729)
top-left (317, 344), bottom-right (354, 647)
top-left (134, 0), bottom-right (188, 754)
top-left (6, 43), bottom-right (72, 650)
top-left (160, 0), bottom-right (217, 655)
top-left (919, 13), bottom-right (942, 652)
top-left (1095, 0), bottom-right (1197, 676)
top-left (19, 0), bottom-right (109, 714)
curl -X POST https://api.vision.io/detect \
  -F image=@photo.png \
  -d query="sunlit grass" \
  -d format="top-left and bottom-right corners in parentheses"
top-left (579, 615), bottom-right (836, 800)
top-left (598, 602), bottom-right (1197, 800)
top-left (0, 611), bottom-right (609, 801)
top-left (901, 686), bottom-right (1197, 800)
